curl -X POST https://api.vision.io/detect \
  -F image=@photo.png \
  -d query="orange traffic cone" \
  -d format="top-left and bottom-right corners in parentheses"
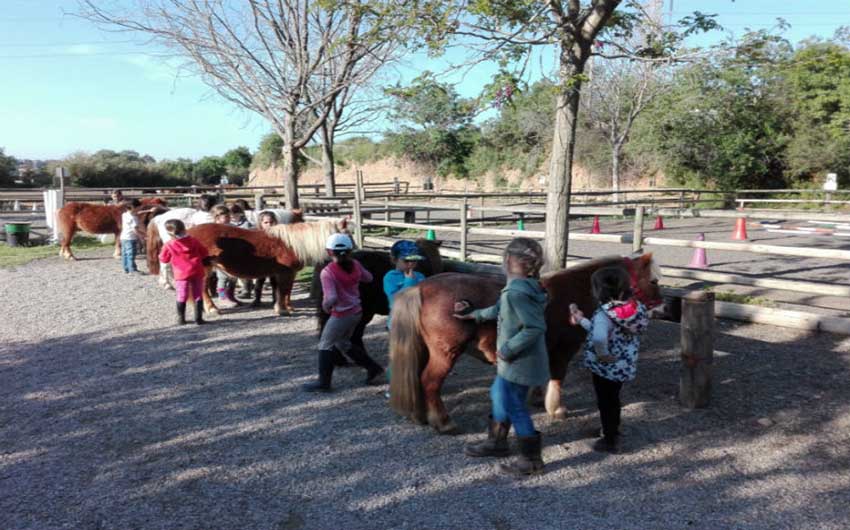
top-left (732, 217), bottom-right (748, 240)
top-left (590, 216), bottom-right (601, 234)
top-left (654, 215), bottom-right (665, 230)
top-left (688, 233), bottom-right (708, 268)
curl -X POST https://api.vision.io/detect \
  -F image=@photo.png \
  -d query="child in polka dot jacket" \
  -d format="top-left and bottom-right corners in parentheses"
top-left (570, 266), bottom-right (648, 454)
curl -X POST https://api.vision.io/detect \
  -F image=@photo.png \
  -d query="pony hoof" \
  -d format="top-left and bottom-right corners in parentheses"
top-left (549, 407), bottom-right (568, 420)
top-left (433, 421), bottom-right (459, 435)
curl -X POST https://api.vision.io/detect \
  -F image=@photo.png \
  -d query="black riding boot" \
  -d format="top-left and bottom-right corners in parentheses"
top-left (465, 416), bottom-right (511, 457)
top-left (500, 431), bottom-right (544, 476)
top-left (345, 345), bottom-right (384, 385)
top-left (302, 349), bottom-right (335, 392)
top-left (194, 300), bottom-right (206, 325)
top-left (176, 302), bottom-right (187, 325)
top-left (332, 348), bottom-right (352, 367)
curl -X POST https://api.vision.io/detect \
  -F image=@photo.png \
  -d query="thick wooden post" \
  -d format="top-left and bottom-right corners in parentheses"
top-left (254, 192), bottom-right (265, 211)
top-left (353, 170), bottom-right (364, 248)
top-left (632, 206), bottom-right (645, 254)
top-left (680, 291), bottom-right (715, 408)
top-left (459, 197), bottom-right (468, 262)
top-left (393, 177), bottom-right (400, 194)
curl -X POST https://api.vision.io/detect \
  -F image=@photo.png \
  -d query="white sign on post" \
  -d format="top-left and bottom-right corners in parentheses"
top-left (824, 173), bottom-right (838, 192)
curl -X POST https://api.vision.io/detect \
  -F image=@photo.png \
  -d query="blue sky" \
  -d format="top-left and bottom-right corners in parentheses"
top-left (1, 0), bottom-right (847, 161)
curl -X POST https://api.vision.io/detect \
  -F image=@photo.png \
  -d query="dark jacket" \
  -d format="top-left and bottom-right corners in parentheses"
top-left (472, 277), bottom-right (549, 387)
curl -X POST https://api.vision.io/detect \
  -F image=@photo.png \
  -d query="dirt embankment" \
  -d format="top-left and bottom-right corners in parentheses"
top-left (247, 157), bottom-right (631, 192)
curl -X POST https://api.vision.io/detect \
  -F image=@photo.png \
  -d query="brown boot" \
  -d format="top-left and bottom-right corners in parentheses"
top-left (465, 417), bottom-right (511, 457)
top-left (500, 431), bottom-right (544, 476)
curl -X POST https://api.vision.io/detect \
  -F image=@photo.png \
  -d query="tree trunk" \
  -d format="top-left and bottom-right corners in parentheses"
top-left (321, 124), bottom-right (336, 197)
top-left (612, 143), bottom-right (622, 203)
top-left (280, 122), bottom-right (300, 209)
top-left (545, 50), bottom-right (586, 271)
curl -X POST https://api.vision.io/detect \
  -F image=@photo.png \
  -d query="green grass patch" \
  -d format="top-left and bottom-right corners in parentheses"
top-left (295, 265), bottom-right (314, 283)
top-left (703, 287), bottom-right (775, 307)
top-left (0, 236), bottom-right (110, 269)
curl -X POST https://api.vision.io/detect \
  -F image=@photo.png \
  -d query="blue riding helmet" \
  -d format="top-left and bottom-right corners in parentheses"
top-left (391, 240), bottom-right (424, 261)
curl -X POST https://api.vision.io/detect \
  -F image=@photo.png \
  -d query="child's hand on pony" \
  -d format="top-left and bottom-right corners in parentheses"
top-left (568, 303), bottom-right (584, 326)
top-left (453, 300), bottom-right (474, 320)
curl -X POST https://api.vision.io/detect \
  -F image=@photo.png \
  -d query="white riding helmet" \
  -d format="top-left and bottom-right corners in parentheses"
top-left (326, 233), bottom-right (353, 251)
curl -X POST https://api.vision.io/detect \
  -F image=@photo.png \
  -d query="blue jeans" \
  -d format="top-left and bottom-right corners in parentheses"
top-left (491, 375), bottom-right (535, 437)
top-left (121, 240), bottom-right (137, 272)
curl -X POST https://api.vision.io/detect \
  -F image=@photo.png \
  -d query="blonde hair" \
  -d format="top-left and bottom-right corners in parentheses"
top-left (266, 219), bottom-right (346, 266)
top-left (504, 237), bottom-right (544, 278)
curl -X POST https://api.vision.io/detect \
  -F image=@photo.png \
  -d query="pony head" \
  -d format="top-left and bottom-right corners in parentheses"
top-left (414, 238), bottom-right (444, 276)
top-left (625, 253), bottom-right (662, 309)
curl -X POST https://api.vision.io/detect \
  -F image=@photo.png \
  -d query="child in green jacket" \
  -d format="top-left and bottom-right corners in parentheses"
top-left (454, 237), bottom-right (549, 476)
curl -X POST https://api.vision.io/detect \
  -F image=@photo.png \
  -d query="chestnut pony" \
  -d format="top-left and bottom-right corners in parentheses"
top-left (388, 253), bottom-right (663, 434)
top-left (185, 218), bottom-right (350, 316)
top-left (57, 198), bottom-right (167, 260)
top-left (311, 238), bottom-right (444, 357)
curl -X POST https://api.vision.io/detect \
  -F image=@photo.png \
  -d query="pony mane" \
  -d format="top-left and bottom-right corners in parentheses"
top-left (266, 219), bottom-right (344, 265)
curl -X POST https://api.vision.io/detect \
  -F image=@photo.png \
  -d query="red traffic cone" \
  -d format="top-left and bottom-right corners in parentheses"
top-left (732, 217), bottom-right (748, 240)
top-left (654, 215), bottom-right (665, 230)
top-left (590, 216), bottom-right (601, 234)
top-left (688, 233), bottom-right (708, 268)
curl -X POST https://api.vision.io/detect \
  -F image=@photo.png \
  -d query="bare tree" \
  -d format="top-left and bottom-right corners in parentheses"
top-left (582, 57), bottom-right (669, 201)
top-left (79, 0), bottom-right (408, 208)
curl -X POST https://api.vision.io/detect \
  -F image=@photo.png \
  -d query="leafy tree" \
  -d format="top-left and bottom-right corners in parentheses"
top-left (0, 148), bottom-right (17, 187)
top-left (630, 30), bottom-right (793, 190)
top-left (192, 156), bottom-right (227, 185)
top-left (784, 40), bottom-right (850, 184)
top-left (411, 0), bottom-right (720, 268)
top-left (222, 146), bottom-right (252, 186)
top-left (384, 72), bottom-right (478, 177)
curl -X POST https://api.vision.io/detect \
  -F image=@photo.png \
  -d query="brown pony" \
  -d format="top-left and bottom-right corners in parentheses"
top-left (388, 254), bottom-right (663, 434)
top-left (57, 198), bottom-right (167, 260)
top-left (186, 224), bottom-right (302, 316)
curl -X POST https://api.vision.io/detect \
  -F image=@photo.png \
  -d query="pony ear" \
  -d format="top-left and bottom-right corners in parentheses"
top-left (435, 239), bottom-right (443, 246)
top-left (292, 208), bottom-right (303, 214)
top-left (639, 252), bottom-right (653, 264)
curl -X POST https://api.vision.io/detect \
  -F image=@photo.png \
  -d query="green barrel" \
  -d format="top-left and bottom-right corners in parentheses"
top-left (4, 222), bottom-right (31, 247)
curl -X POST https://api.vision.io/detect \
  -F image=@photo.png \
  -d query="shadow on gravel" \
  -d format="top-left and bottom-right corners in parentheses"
top-left (2, 302), bottom-right (849, 529)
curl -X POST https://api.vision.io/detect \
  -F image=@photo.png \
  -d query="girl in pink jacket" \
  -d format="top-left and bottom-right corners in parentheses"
top-left (303, 233), bottom-right (384, 392)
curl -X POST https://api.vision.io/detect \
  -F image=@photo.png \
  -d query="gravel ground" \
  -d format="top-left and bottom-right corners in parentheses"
top-left (2, 249), bottom-right (850, 530)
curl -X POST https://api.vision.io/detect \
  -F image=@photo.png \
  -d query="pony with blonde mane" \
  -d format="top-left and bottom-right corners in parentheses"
top-left (187, 217), bottom-right (350, 316)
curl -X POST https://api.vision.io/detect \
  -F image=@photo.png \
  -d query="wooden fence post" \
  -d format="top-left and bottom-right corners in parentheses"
top-left (680, 291), bottom-right (715, 408)
top-left (632, 206), bottom-right (645, 254)
top-left (384, 196), bottom-right (391, 236)
top-left (393, 177), bottom-right (400, 194)
top-left (353, 170), bottom-right (364, 248)
top-left (254, 192), bottom-right (265, 211)
top-left (479, 196), bottom-right (485, 227)
top-left (460, 197), bottom-right (469, 262)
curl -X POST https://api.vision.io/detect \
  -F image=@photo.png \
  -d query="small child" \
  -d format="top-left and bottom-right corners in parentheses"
top-left (212, 205), bottom-right (239, 309)
top-left (158, 219), bottom-right (209, 325)
top-left (230, 203), bottom-right (254, 229)
top-left (119, 199), bottom-right (144, 274)
top-left (189, 194), bottom-right (217, 226)
top-left (303, 233), bottom-right (383, 392)
top-left (383, 240), bottom-right (426, 393)
top-left (569, 266), bottom-right (649, 454)
top-left (383, 240), bottom-right (426, 330)
top-left (229, 203), bottom-right (254, 297)
top-left (252, 212), bottom-right (279, 303)
top-left (454, 237), bottom-right (548, 476)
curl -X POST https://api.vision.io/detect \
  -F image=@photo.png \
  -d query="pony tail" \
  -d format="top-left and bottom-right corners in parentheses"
top-left (146, 220), bottom-right (162, 275)
top-left (389, 286), bottom-right (428, 424)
